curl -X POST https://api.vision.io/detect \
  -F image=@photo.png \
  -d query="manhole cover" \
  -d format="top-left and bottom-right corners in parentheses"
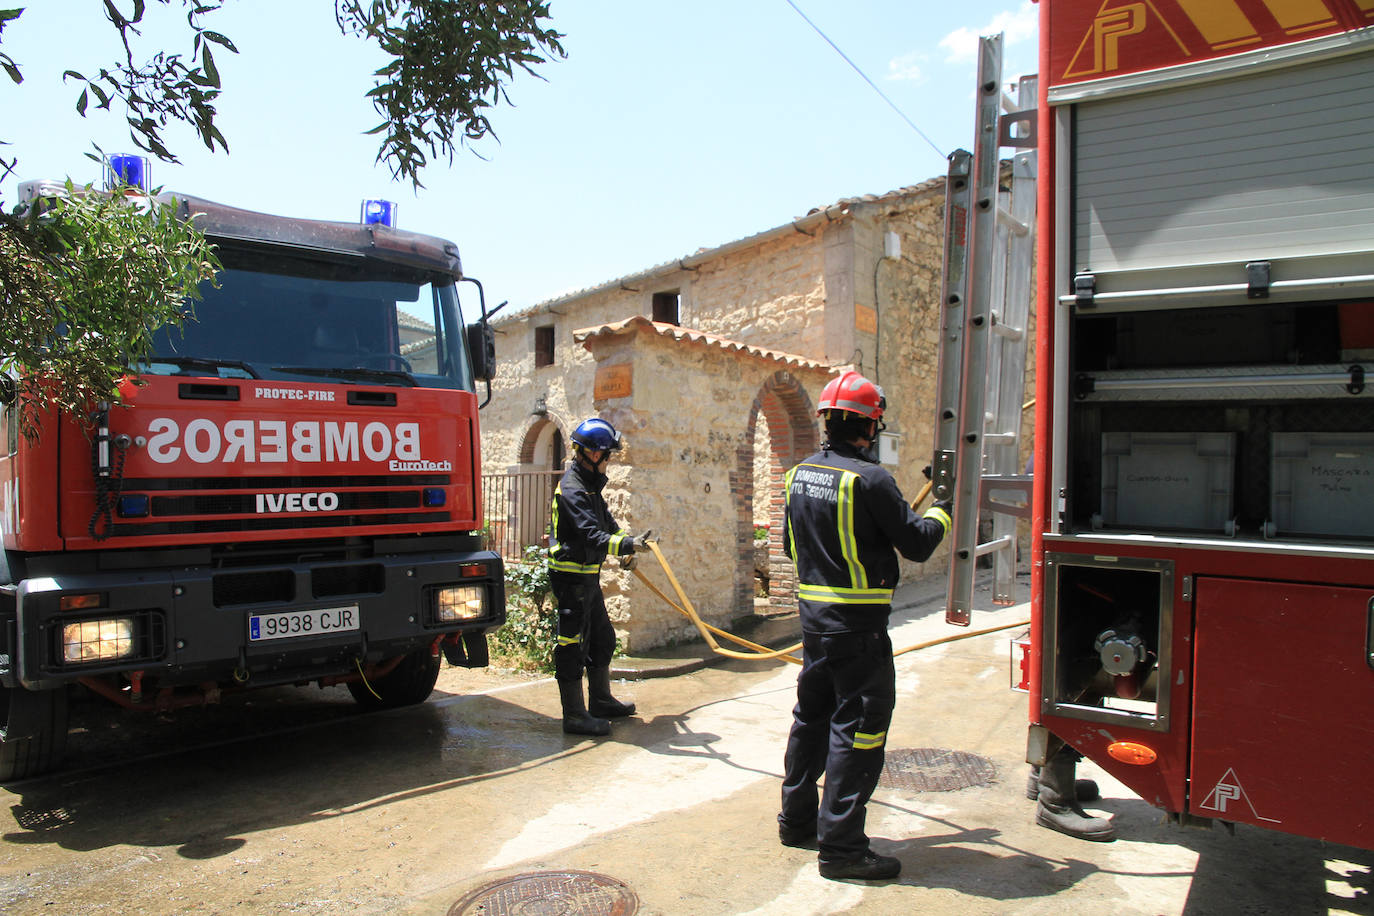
top-left (881, 747), bottom-right (997, 792)
top-left (448, 870), bottom-right (638, 916)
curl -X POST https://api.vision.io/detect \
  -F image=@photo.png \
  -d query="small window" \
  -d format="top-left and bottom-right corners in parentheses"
top-left (652, 291), bottom-right (680, 326)
top-left (535, 325), bottom-right (555, 368)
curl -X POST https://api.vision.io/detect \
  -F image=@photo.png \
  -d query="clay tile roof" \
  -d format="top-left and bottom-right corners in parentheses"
top-left (573, 315), bottom-right (834, 372)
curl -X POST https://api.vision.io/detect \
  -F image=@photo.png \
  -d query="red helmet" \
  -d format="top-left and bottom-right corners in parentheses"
top-left (817, 371), bottom-right (885, 420)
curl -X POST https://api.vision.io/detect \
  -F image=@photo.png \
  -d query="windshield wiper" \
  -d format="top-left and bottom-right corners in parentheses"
top-left (140, 355), bottom-right (262, 379)
top-left (270, 365), bottom-right (417, 387)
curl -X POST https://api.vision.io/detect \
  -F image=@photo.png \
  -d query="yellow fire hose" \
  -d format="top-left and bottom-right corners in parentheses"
top-left (633, 540), bottom-right (1028, 666)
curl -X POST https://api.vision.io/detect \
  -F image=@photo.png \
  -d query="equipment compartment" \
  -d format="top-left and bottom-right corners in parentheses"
top-left (1099, 432), bottom-right (1235, 533)
top-left (1270, 432), bottom-right (1374, 539)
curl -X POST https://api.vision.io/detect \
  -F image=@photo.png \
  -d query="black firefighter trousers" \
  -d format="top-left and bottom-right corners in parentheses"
top-left (550, 572), bottom-right (616, 683)
top-left (779, 628), bottom-right (896, 863)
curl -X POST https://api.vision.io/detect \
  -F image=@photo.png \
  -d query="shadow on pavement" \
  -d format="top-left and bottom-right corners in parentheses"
top-left (2, 691), bottom-right (588, 860)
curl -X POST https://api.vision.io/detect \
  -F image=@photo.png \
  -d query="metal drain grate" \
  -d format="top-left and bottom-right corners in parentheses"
top-left (448, 870), bottom-right (638, 916)
top-left (881, 747), bottom-right (998, 793)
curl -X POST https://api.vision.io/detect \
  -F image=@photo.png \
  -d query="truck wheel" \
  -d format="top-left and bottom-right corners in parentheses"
top-left (347, 649), bottom-right (440, 710)
top-left (0, 685), bottom-right (70, 781)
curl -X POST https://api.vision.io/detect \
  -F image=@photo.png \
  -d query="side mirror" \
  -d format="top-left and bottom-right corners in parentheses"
top-left (467, 321), bottom-right (496, 383)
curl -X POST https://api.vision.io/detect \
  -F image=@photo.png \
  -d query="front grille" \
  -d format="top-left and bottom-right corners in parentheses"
top-left (109, 473), bottom-right (459, 539)
top-left (214, 569), bottom-right (295, 606)
top-left (151, 491), bottom-right (421, 515)
top-left (313, 564), bottom-right (385, 598)
top-left (112, 511), bottom-right (449, 537)
top-left (120, 474), bottom-right (450, 491)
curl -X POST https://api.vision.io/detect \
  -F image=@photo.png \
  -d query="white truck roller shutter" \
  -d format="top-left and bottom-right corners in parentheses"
top-left (1073, 49), bottom-right (1374, 303)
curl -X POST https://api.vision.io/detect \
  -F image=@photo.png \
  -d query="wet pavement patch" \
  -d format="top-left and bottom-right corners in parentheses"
top-left (881, 747), bottom-right (998, 792)
top-left (448, 870), bottom-right (638, 915)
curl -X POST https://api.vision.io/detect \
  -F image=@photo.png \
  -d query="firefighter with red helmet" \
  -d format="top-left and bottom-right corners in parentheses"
top-left (547, 417), bottom-right (650, 736)
top-left (776, 371), bottom-right (952, 881)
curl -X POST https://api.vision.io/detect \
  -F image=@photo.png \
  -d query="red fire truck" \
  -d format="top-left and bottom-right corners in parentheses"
top-left (0, 171), bottom-right (506, 780)
top-left (1029, 1), bottom-right (1373, 848)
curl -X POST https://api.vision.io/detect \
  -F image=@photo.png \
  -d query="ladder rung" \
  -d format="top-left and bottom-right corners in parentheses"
top-left (997, 206), bottom-right (1030, 236)
top-left (982, 432), bottom-right (1017, 445)
top-left (974, 535), bottom-right (1014, 558)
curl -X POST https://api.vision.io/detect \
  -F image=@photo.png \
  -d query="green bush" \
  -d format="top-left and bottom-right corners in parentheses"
top-left (491, 545), bottom-right (557, 673)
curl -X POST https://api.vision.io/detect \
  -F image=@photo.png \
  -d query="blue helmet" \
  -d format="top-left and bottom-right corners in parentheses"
top-left (571, 417), bottom-right (622, 452)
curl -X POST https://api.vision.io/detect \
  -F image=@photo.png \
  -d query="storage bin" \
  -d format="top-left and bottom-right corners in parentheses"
top-left (1100, 432), bottom-right (1235, 531)
top-left (1270, 432), bottom-right (1374, 538)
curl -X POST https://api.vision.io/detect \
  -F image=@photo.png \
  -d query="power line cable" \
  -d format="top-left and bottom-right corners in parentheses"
top-left (783, 0), bottom-right (947, 161)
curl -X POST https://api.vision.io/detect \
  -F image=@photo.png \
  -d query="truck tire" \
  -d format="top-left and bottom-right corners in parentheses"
top-left (347, 649), bottom-right (440, 711)
top-left (0, 685), bottom-right (70, 781)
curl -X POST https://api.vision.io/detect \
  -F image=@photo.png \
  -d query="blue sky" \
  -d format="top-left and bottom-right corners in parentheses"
top-left (2, 1), bottom-right (1038, 316)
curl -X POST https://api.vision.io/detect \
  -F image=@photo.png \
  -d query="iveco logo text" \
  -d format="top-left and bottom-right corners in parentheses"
top-left (145, 418), bottom-right (422, 464)
top-left (256, 492), bottom-right (339, 513)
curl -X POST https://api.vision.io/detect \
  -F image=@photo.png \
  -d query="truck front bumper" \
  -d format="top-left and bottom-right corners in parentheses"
top-left (10, 548), bottom-right (505, 690)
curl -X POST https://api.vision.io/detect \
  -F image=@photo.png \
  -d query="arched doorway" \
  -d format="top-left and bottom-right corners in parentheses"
top-left (735, 371), bottom-right (818, 615)
top-left (507, 417), bottom-right (566, 552)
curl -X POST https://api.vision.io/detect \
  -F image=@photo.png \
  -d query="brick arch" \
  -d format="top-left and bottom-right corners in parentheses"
top-left (731, 370), bottom-right (819, 616)
top-left (518, 416), bottom-right (566, 470)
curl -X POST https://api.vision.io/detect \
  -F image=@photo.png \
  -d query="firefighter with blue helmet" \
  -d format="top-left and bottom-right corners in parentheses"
top-left (547, 417), bottom-right (650, 736)
top-left (776, 370), bottom-right (952, 881)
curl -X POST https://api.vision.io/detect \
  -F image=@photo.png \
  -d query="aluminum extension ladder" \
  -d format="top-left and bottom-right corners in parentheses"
top-left (931, 34), bottom-right (1038, 626)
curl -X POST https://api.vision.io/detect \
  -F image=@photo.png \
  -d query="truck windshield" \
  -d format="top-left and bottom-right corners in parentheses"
top-left (144, 243), bottom-right (474, 390)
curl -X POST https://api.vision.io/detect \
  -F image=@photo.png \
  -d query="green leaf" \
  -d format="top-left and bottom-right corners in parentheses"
top-left (201, 46), bottom-right (220, 89)
top-left (201, 30), bottom-right (238, 52)
top-left (76, 88), bottom-right (88, 116)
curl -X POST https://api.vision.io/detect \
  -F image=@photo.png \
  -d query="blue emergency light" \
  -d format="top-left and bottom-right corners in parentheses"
top-left (105, 154), bottom-right (150, 192)
top-left (422, 487), bottom-right (446, 508)
top-left (117, 494), bottom-right (150, 518)
top-left (361, 199), bottom-right (397, 228)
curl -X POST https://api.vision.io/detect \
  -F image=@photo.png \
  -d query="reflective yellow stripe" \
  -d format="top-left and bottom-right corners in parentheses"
top-left (557, 635), bottom-right (581, 646)
top-left (550, 559), bottom-right (601, 575)
top-left (798, 584), bottom-right (894, 604)
top-left (836, 470), bottom-right (864, 587)
top-left (923, 504), bottom-right (952, 537)
top-left (783, 466), bottom-right (799, 560)
top-left (548, 482), bottom-right (600, 573)
top-left (852, 730), bottom-right (887, 750)
top-left (608, 531), bottom-right (627, 553)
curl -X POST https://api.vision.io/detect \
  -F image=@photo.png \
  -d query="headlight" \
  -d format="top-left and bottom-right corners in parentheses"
top-left (62, 618), bottom-right (135, 664)
top-left (434, 585), bottom-right (485, 622)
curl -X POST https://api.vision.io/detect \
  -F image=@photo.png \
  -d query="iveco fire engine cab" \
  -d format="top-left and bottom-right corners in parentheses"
top-left (0, 160), bottom-right (506, 779)
top-left (1029, 1), bottom-right (1373, 849)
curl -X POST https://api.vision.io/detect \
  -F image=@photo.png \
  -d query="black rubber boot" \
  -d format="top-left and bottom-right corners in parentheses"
top-left (1026, 765), bottom-right (1100, 802)
top-left (586, 666), bottom-right (636, 718)
top-left (558, 678), bottom-right (610, 736)
top-left (778, 819), bottom-right (818, 850)
top-left (1035, 751), bottom-right (1115, 841)
top-left (818, 849), bottom-right (901, 881)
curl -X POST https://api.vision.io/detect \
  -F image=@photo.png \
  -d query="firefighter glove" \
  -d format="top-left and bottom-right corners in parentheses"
top-left (619, 554), bottom-right (637, 571)
top-left (633, 530), bottom-right (655, 550)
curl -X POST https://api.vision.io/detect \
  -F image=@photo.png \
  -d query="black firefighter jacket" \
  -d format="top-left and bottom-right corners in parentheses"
top-left (548, 461), bottom-right (633, 577)
top-left (783, 441), bottom-right (951, 634)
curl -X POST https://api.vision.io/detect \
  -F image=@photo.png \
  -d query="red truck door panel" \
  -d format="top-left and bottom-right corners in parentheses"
top-left (1190, 576), bottom-right (1374, 847)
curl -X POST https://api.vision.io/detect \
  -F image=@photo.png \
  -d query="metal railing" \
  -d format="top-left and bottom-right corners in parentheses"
top-left (481, 468), bottom-right (561, 561)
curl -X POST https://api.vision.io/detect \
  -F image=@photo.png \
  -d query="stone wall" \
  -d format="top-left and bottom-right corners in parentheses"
top-left (575, 321), bottom-right (830, 650)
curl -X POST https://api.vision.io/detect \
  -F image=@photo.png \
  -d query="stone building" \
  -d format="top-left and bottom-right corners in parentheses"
top-left (481, 177), bottom-right (976, 651)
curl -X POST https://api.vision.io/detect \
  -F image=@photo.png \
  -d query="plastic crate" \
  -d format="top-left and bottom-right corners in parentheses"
top-left (1270, 432), bottom-right (1374, 538)
top-left (1099, 432), bottom-right (1235, 532)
